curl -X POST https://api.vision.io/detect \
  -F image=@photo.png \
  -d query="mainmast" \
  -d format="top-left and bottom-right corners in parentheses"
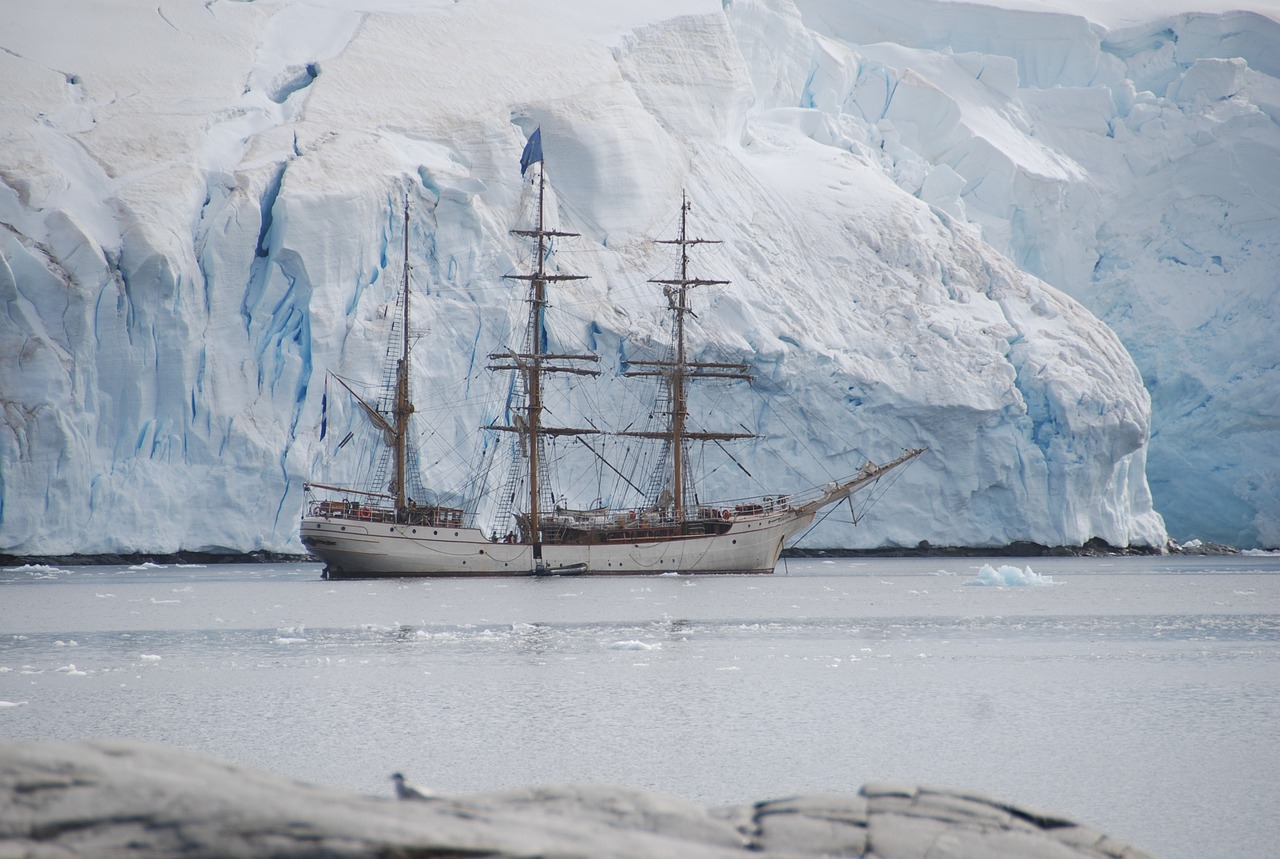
top-left (489, 147), bottom-right (600, 551)
top-left (390, 195), bottom-right (414, 514)
top-left (625, 193), bottom-right (754, 520)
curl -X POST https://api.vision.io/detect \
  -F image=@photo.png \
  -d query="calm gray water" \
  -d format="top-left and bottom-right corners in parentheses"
top-left (3, 555), bottom-right (1278, 859)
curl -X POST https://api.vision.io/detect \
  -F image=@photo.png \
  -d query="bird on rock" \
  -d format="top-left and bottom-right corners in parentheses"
top-left (390, 771), bottom-right (436, 800)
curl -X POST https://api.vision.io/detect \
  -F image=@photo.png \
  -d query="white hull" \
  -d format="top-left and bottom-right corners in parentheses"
top-left (301, 509), bottom-right (815, 578)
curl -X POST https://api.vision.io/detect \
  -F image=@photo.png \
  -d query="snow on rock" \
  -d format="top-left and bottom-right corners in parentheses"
top-left (8, 0), bottom-right (1272, 555)
top-left (0, 739), bottom-right (1156, 858)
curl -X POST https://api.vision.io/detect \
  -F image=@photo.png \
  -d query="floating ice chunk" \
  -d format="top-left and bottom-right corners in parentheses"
top-left (56, 664), bottom-right (87, 676)
top-left (150, 598), bottom-right (180, 604)
top-left (273, 637), bottom-right (308, 644)
top-left (139, 654), bottom-right (162, 661)
top-left (129, 562), bottom-right (168, 570)
top-left (4, 564), bottom-right (67, 575)
top-left (965, 564), bottom-right (1058, 586)
top-left (0, 700), bottom-right (28, 707)
top-left (609, 640), bottom-right (660, 651)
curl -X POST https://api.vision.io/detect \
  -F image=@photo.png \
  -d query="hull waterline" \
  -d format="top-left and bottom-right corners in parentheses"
top-left (301, 509), bottom-right (814, 578)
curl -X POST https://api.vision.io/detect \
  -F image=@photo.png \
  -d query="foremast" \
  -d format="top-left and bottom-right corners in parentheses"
top-left (304, 197), bottom-right (471, 529)
top-left (318, 196), bottom-right (417, 517)
top-left (390, 195), bottom-right (413, 514)
top-left (624, 193), bottom-right (755, 521)
top-left (488, 154), bottom-right (600, 553)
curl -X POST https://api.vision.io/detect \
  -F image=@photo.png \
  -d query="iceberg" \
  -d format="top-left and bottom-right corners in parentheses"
top-left (2, 0), bottom-right (1271, 556)
top-left (965, 564), bottom-right (1059, 587)
top-left (793, 0), bottom-right (1280, 547)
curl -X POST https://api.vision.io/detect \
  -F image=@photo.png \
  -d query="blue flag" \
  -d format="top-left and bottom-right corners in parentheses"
top-left (520, 127), bottom-right (543, 176)
top-left (319, 375), bottom-right (328, 440)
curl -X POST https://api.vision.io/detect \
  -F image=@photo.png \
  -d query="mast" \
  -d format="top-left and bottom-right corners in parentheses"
top-left (319, 196), bottom-right (418, 514)
top-left (391, 196), bottom-right (414, 514)
top-left (625, 193), bottom-right (754, 520)
top-left (489, 152), bottom-right (600, 550)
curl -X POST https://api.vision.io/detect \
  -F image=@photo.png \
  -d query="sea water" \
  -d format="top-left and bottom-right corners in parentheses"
top-left (2, 555), bottom-right (1277, 859)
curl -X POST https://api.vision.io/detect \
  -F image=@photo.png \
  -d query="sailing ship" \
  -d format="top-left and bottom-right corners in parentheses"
top-left (300, 133), bottom-right (924, 578)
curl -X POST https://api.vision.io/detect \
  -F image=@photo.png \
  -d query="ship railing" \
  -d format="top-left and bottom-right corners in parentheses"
top-left (694, 494), bottom-right (792, 520)
top-left (530, 482), bottom-right (875, 532)
top-left (308, 498), bottom-right (464, 527)
top-left (535, 495), bottom-right (796, 532)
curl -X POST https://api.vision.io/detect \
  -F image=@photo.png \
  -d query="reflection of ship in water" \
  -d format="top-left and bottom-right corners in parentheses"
top-left (301, 130), bottom-right (924, 578)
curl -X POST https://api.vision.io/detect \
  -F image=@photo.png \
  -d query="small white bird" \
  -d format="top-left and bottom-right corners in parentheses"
top-left (390, 771), bottom-right (436, 800)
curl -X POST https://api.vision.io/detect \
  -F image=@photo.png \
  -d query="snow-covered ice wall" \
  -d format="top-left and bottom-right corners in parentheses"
top-left (0, 0), bottom-right (1265, 556)
top-left (794, 0), bottom-right (1280, 547)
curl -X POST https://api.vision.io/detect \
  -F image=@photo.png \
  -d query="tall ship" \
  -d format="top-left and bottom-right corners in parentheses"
top-left (301, 132), bottom-right (924, 578)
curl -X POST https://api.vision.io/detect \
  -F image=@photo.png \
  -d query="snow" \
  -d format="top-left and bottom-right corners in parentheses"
top-left (1, 0), bottom-right (1275, 554)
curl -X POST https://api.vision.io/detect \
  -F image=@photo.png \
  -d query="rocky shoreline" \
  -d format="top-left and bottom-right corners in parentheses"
top-left (4, 539), bottom-right (1260, 569)
top-left (0, 740), bottom-right (1155, 858)
top-left (784, 538), bottom-right (1258, 559)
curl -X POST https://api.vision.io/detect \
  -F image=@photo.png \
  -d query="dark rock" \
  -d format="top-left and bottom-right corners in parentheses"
top-left (0, 550), bottom-right (311, 567)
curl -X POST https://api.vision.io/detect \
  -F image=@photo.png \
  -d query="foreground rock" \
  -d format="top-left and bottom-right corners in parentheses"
top-left (0, 741), bottom-right (1153, 858)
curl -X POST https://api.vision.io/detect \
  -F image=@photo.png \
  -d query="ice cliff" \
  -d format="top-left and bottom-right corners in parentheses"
top-left (0, 0), bottom-right (1272, 556)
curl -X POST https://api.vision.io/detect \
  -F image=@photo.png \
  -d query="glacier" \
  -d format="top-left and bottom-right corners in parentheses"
top-left (0, 0), bottom-right (1273, 557)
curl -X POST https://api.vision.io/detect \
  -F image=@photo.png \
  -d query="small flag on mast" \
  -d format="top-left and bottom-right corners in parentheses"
top-left (520, 127), bottom-right (543, 176)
